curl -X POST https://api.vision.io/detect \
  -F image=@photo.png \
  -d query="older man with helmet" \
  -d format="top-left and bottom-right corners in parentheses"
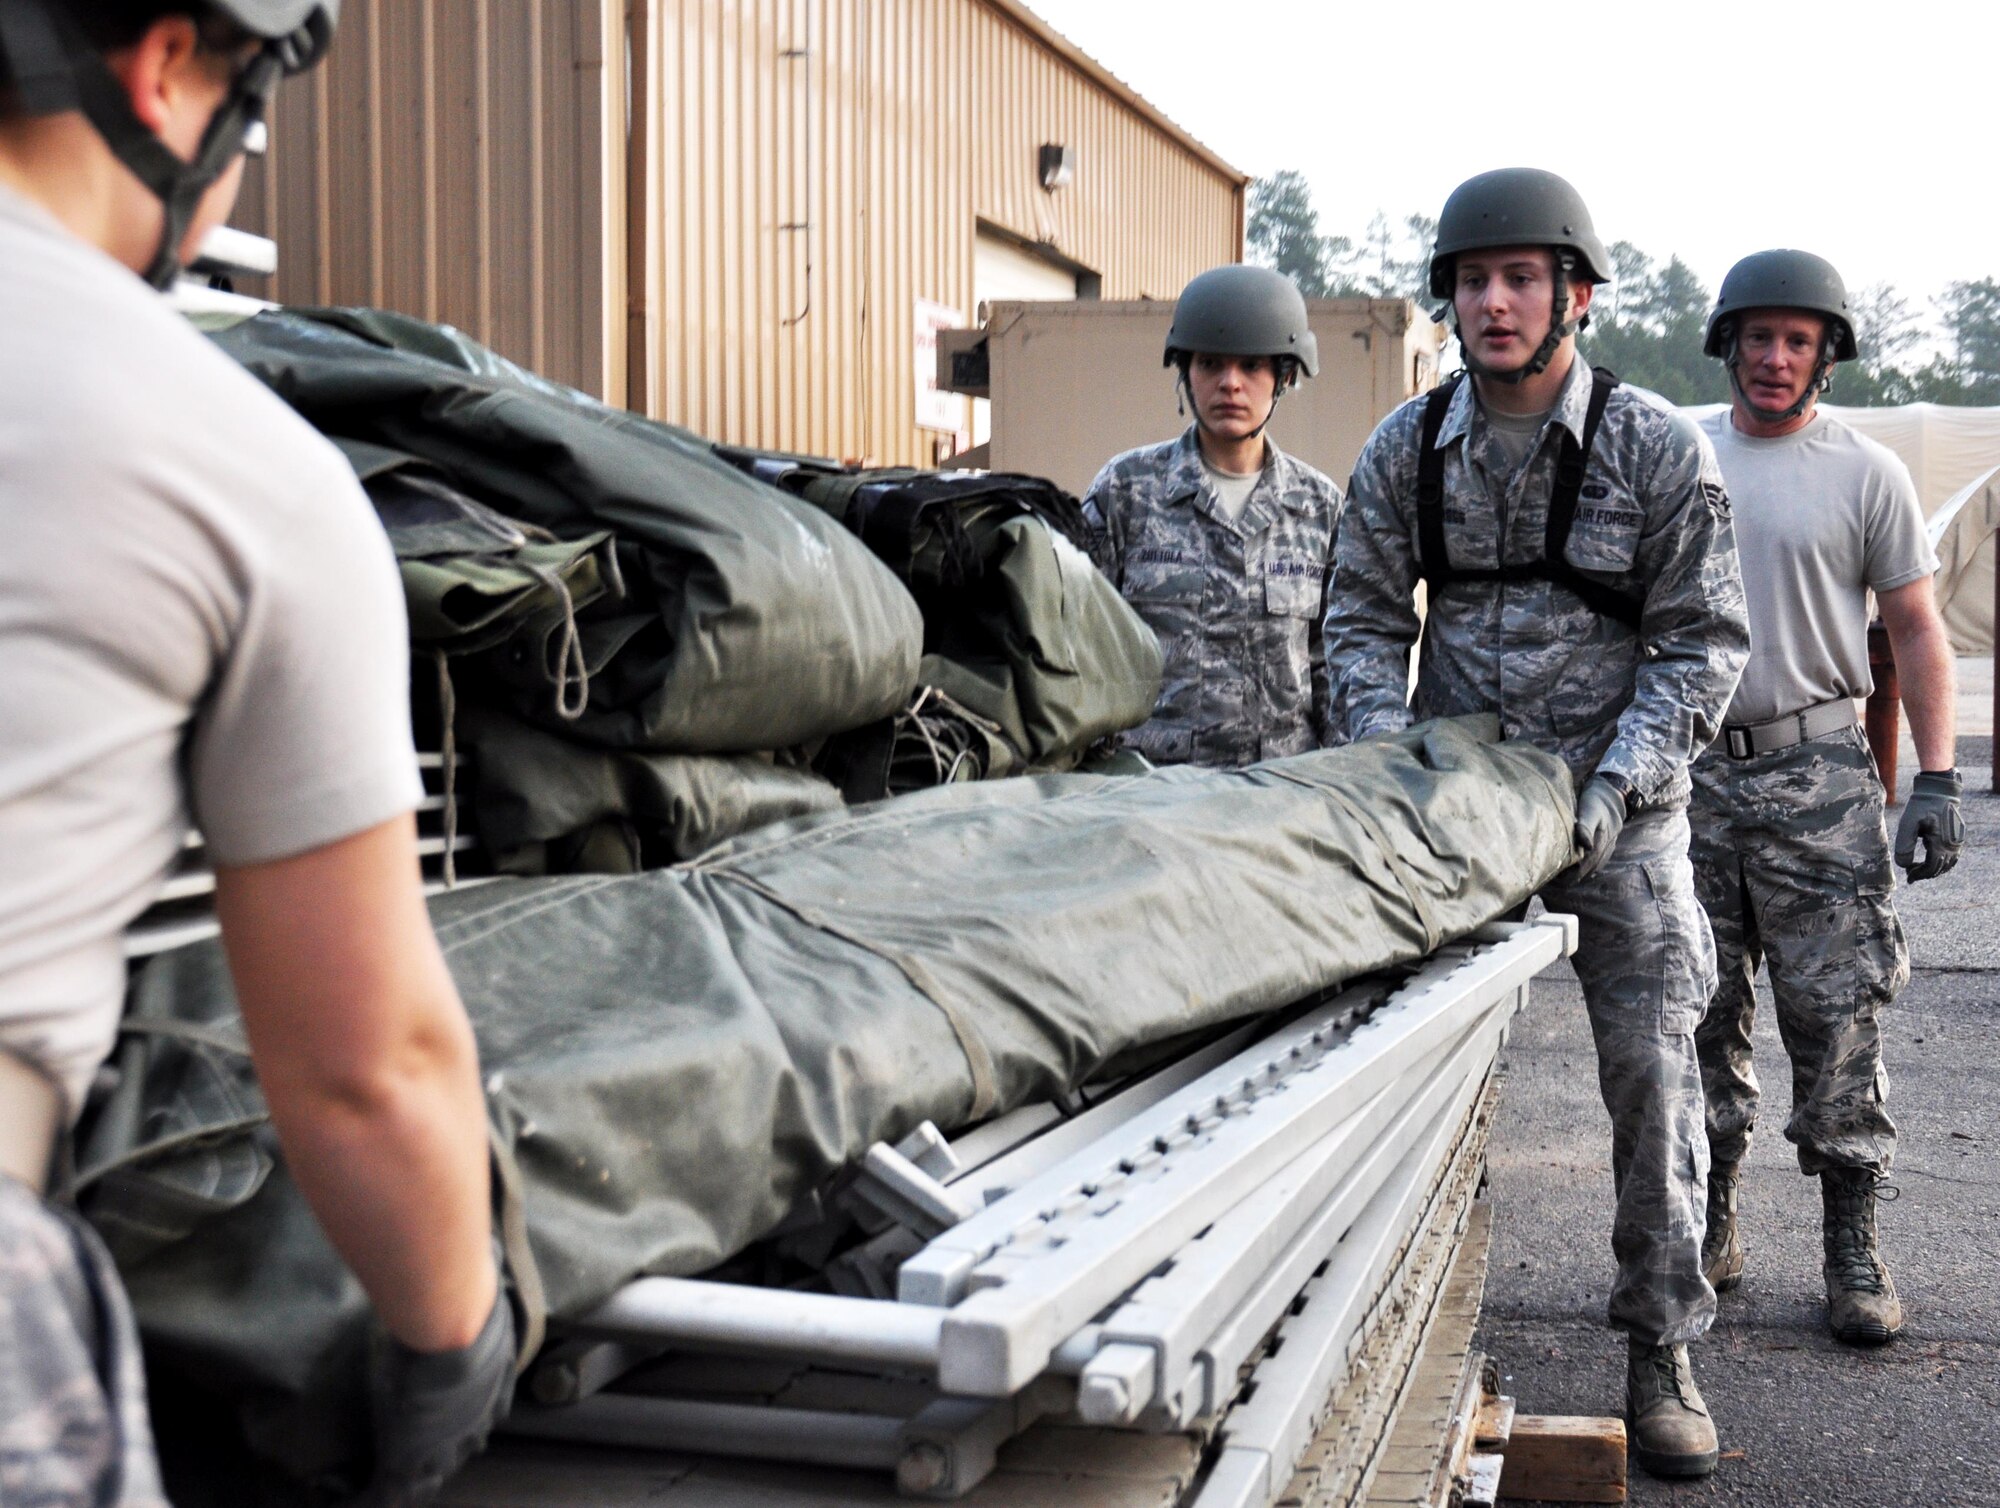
top-left (0, 2), bottom-right (514, 1501)
top-left (1325, 168), bottom-right (1749, 1479)
top-left (1690, 249), bottom-right (1963, 1349)
top-left (1082, 263), bottom-right (1344, 767)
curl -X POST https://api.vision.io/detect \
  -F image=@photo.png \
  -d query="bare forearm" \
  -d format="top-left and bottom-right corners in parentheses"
top-left (263, 1003), bottom-right (497, 1351)
top-left (1893, 617), bottom-right (1957, 772)
top-left (215, 819), bottom-right (498, 1353)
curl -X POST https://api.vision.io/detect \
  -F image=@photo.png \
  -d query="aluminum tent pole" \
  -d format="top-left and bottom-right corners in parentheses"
top-left (1190, 1044), bottom-right (1495, 1508)
top-left (1082, 989), bottom-right (1516, 1426)
top-left (566, 1277), bottom-right (945, 1372)
top-left (903, 920), bottom-right (1569, 1397)
top-left (505, 1394), bottom-right (906, 1470)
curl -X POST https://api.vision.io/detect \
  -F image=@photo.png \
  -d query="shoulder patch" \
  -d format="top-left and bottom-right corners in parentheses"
top-left (1701, 480), bottom-right (1731, 518)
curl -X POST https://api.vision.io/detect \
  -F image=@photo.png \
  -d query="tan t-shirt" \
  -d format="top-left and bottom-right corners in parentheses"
top-left (1480, 401), bottom-right (1554, 474)
top-left (1199, 452), bottom-right (1262, 526)
top-left (1698, 409), bottom-right (1936, 726)
top-left (0, 187), bottom-right (422, 1116)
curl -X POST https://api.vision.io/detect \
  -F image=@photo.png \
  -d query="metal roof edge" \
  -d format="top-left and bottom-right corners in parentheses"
top-left (980, 0), bottom-right (1249, 188)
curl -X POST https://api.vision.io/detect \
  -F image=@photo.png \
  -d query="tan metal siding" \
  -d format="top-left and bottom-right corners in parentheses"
top-left (633, 0), bottom-right (1240, 464)
top-left (238, 0), bottom-right (1238, 463)
top-left (231, 0), bottom-right (621, 398)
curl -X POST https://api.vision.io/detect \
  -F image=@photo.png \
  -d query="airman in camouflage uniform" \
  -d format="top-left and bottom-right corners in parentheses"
top-left (1326, 170), bottom-right (1748, 1480)
top-left (1084, 430), bottom-right (1341, 765)
top-left (1689, 250), bottom-right (1964, 1348)
top-left (1084, 265), bottom-right (1342, 767)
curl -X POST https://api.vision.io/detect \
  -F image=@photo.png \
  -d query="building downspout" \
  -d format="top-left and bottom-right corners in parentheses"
top-left (622, 0), bottom-right (654, 415)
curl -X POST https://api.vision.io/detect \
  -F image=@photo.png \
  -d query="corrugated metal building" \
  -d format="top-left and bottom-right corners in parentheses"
top-left (231, 0), bottom-right (1245, 466)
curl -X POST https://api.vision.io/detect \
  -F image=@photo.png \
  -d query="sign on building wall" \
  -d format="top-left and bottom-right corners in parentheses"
top-left (914, 297), bottom-right (967, 435)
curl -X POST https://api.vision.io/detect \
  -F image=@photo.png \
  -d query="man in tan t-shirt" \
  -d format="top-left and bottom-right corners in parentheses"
top-left (0, 3), bottom-right (513, 1501)
top-left (1690, 249), bottom-right (1964, 1349)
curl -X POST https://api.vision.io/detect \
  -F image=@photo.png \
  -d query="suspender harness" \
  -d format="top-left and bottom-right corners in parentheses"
top-left (1414, 366), bottom-right (1642, 631)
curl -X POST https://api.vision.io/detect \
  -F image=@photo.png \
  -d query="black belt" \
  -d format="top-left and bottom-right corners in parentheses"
top-left (1721, 697), bottom-right (1858, 760)
top-left (0, 1047), bottom-right (64, 1195)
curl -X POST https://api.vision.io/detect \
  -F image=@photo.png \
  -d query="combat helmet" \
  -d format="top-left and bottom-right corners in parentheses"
top-left (1703, 249), bottom-right (1855, 424)
top-left (1164, 264), bottom-right (1319, 378)
top-left (1428, 168), bottom-right (1611, 382)
top-left (1703, 249), bottom-right (1857, 361)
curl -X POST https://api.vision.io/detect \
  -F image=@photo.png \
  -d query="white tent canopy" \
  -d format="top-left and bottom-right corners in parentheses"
top-left (1822, 403), bottom-right (2000, 516)
top-left (1928, 466), bottom-right (1999, 654)
top-left (1682, 401), bottom-right (2000, 517)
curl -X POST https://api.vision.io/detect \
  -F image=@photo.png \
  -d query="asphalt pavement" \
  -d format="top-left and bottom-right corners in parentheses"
top-left (1475, 715), bottom-right (2000, 1507)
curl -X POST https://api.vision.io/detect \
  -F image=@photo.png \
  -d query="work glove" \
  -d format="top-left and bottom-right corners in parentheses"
top-left (359, 1279), bottom-right (516, 1507)
top-left (1895, 768), bottom-right (1965, 882)
top-left (1571, 774), bottom-right (1630, 882)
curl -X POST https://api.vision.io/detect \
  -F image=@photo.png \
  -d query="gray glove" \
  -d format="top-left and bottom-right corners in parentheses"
top-left (1571, 774), bottom-right (1630, 882)
top-left (1895, 768), bottom-right (1964, 882)
top-left (362, 1283), bottom-right (516, 1507)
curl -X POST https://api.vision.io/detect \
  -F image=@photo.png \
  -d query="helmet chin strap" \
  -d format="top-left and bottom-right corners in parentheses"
top-left (1721, 324), bottom-right (1835, 425)
top-left (1450, 252), bottom-right (1578, 386)
top-left (1, 1), bottom-right (286, 290)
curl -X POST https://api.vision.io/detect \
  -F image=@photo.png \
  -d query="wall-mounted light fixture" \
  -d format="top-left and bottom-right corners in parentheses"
top-left (1038, 143), bottom-right (1076, 192)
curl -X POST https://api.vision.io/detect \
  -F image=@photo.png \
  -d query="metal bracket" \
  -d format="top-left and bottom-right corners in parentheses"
top-left (843, 1132), bottom-right (977, 1240)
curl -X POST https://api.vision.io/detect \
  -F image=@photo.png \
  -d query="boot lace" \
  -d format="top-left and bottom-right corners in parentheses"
top-left (1644, 1346), bottom-right (1692, 1407)
top-left (1825, 1176), bottom-right (1897, 1294)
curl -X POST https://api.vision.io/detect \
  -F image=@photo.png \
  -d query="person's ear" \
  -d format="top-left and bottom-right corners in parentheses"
top-left (106, 15), bottom-right (205, 136)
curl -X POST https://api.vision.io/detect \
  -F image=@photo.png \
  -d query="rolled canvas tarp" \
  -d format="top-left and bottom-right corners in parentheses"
top-left (77, 717), bottom-right (1574, 1480)
top-left (210, 308), bottom-right (924, 753)
top-left (718, 452), bottom-right (1166, 774)
top-left (460, 706), bottom-right (844, 874)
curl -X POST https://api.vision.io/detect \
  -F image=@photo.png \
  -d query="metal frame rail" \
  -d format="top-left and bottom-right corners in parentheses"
top-left (504, 915), bottom-right (1576, 1503)
top-left (125, 753), bottom-right (493, 960)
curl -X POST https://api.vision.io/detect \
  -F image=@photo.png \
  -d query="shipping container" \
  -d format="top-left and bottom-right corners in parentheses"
top-left (943, 297), bottom-right (1445, 497)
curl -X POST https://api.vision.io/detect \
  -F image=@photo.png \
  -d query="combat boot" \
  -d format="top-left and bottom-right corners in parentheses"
top-left (1702, 1163), bottom-right (1744, 1293)
top-left (1821, 1167), bottom-right (1903, 1345)
top-left (1624, 1339), bottom-right (1718, 1478)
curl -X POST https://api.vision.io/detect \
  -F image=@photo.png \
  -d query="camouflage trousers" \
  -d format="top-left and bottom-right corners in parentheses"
top-left (1541, 805), bottom-right (1718, 1348)
top-left (0, 1177), bottom-right (169, 1507)
top-left (1689, 725), bottom-right (1907, 1178)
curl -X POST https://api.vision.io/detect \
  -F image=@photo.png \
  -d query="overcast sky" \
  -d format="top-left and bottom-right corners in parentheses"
top-left (1023, 0), bottom-right (1997, 326)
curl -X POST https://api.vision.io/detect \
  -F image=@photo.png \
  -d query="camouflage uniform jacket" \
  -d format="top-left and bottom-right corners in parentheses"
top-left (1326, 361), bottom-right (1749, 807)
top-left (1083, 427), bottom-right (1343, 767)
